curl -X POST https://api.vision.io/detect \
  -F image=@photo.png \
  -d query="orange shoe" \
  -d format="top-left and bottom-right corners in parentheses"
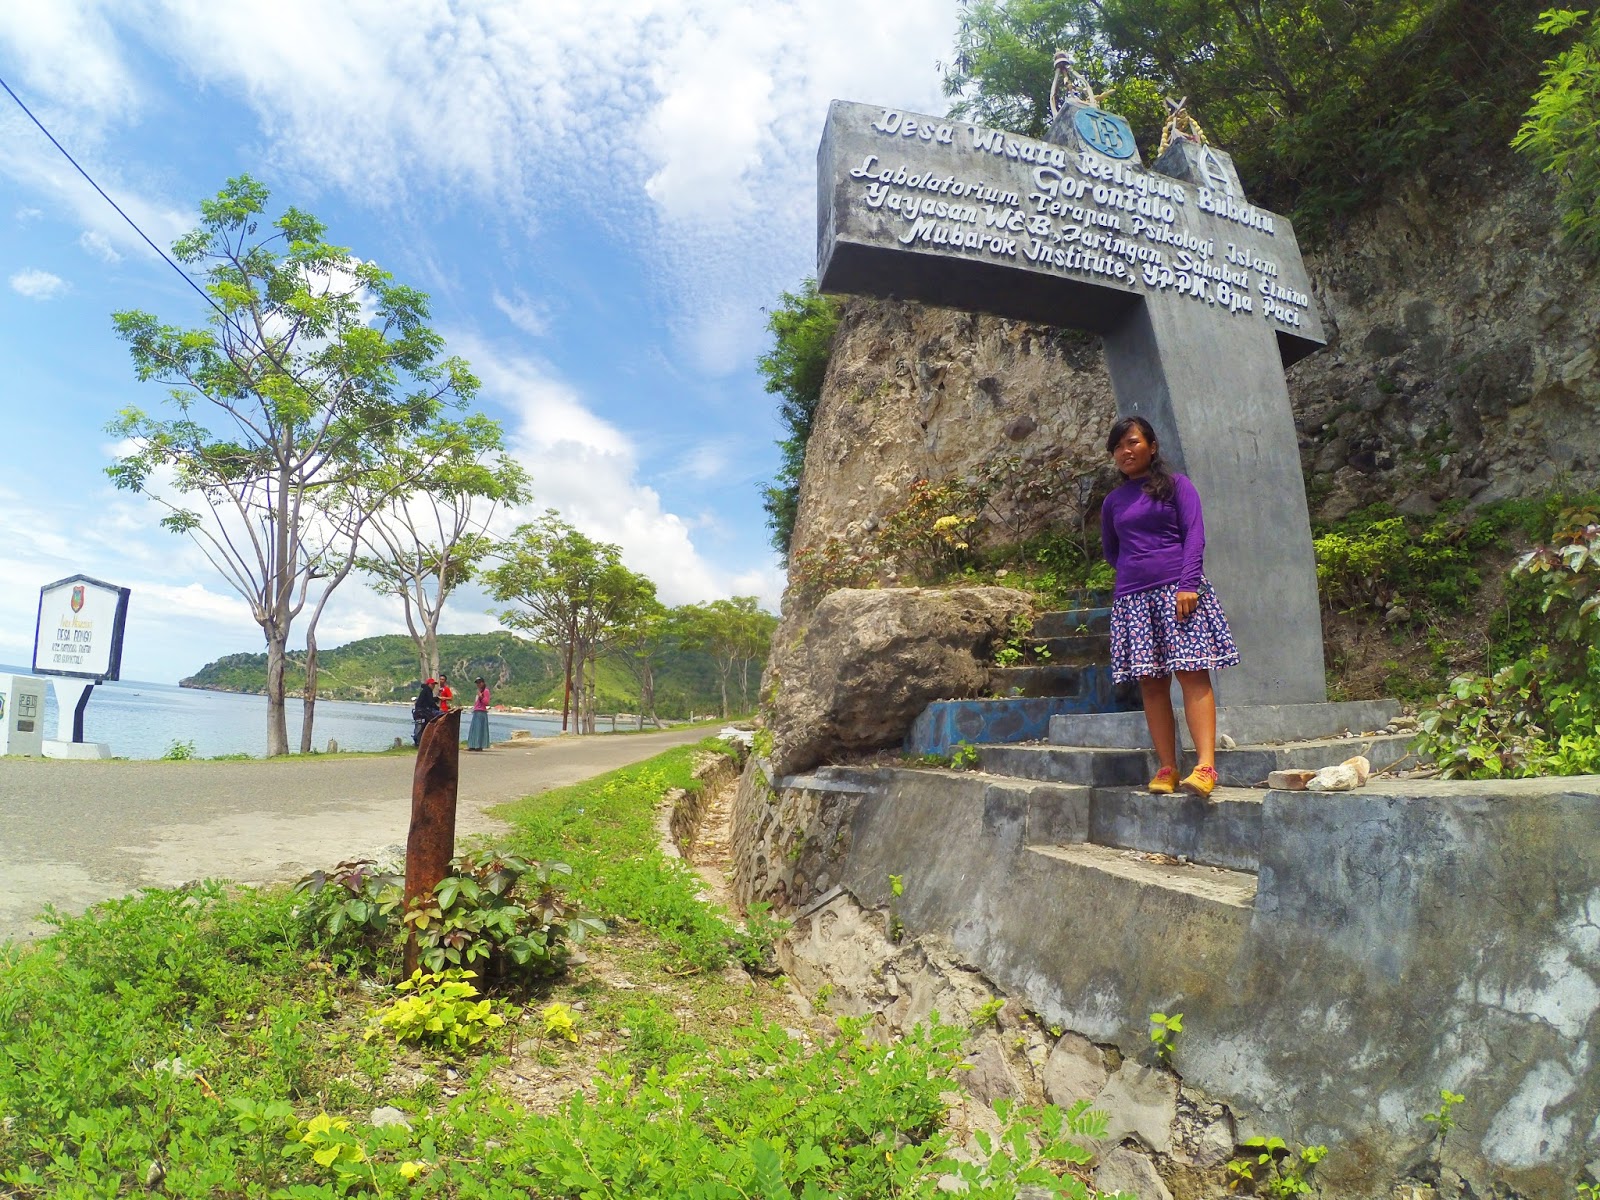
top-left (1180, 765), bottom-right (1219, 800)
top-left (1148, 766), bottom-right (1179, 794)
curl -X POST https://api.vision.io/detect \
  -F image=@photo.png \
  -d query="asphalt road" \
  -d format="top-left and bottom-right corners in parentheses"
top-left (0, 726), bottom-right (713, 942)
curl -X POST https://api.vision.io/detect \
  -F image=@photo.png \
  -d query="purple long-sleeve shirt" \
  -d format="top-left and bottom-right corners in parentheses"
top-left (1100, 474), bottom-right (1207, 598)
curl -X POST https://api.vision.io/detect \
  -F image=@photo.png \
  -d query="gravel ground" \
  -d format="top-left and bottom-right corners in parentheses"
top-left (0, 726), bottom-right (713, 942)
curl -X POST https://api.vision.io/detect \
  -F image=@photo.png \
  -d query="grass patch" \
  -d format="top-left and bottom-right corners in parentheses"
top-left (0, 738), bottom-right (1104, 1198)
top-left (491, 740), bottom-right (743, 972)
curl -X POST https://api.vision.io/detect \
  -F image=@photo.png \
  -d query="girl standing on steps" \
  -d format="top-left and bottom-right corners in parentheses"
top-left (1101, 416), bottom-right (1240, 799)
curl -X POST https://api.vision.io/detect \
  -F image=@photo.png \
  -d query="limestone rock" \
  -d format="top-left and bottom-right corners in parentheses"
top-left (1094, 1062), bottom-right (1179, 1153)
top-left (1343, 754), bottom-right (1372, 785)
top-left (371, 1106), bottom-right (412, 1130)
top-left (762, 586), bottom-right (1033, 776)
top-left (1189, 1114), bottom-right (1236, 1168)
top-left (1307, 762), bottom-right (1362, 792)
top-left (1043, 1032), bottom-right (1108, 1106)
top-left (1094, 1145), bottom-right (1173, 1200)
top-left (1268, 769), bottom-right (1317, 790)
top-left (961, 1031), bottom-right (1024, 1106)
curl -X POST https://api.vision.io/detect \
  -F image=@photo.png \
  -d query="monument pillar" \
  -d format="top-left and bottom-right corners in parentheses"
top-left (817, 95), bottom-right (1347, 713)
top-left (1102, 296), bottom-right (1324, 705)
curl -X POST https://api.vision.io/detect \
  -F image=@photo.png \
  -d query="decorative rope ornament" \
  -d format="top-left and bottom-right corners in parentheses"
top-left (1049, 49), bottom-right (1101, 116)
top-left (1158, 95), bottom-right (1210, 154)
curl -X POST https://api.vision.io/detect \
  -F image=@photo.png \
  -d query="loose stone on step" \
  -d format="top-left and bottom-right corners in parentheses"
top-left (1307, 762), bottom-right (1362, 791)
top-left (1268, 769), bottom-right (1317, 790)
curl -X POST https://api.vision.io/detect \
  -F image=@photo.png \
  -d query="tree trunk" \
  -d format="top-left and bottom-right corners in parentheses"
top-left (718, 666), bottom-right (729, 720)
top-left (638, 663), bottom-right (653, 730)
top-left (299, 628), bottom-right (320, 754)
top-left (569, 620), bottom-right (582, 732)
top-left (403, 709), bottom-right (462, 976)
top-left (265, 631), bottom-right (290, 757)
top-left (572, 646), bottom-right (586, 735)
top-left (586, 652), bottom-right (598, 734)
top-left (423, 620), bottom-right (441, 685)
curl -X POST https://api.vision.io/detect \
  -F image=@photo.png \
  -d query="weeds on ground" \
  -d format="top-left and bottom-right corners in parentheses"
top-left (1415, 506), bottom-right (1600, 778)
top-left (0, 738), bottom-right (1114, 1197)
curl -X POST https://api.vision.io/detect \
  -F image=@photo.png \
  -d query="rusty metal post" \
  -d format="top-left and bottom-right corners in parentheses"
top-left (403, 708), bottom-right (461, 976)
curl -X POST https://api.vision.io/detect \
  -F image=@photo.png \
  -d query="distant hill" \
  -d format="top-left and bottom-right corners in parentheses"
top-left (181, 632), bottom-right (745, 717)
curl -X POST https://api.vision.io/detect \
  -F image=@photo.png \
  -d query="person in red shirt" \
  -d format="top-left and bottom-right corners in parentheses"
top-left (436, 674), bottom-right (454, 713)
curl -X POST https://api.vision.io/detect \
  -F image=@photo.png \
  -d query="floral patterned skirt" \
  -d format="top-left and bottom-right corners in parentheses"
top-left (1109, 578), bottom-right (1241, 683)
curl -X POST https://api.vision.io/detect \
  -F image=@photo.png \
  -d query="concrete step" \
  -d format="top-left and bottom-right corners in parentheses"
top-left (1024, 633), bottom-right (1109, 663)
top-left (1031, 607), bottom-right (1112, 639)
top-left (1029, 841), bottom-right (1258, 910)
top-left (974, 732), bottom-right (1415, 790)
top-left (990, 662), bottom-right (1113, 698)
top-left (1049, 700), bottom-right (1403, 749)
top-left (906, 687), bottom-right (1139, 757)
top-left (1086, 786), bottom-right (1261, 872)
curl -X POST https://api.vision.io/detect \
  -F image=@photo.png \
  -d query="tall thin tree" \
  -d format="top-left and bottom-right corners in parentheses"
top-left (107, 175), bottom-right (477, 755)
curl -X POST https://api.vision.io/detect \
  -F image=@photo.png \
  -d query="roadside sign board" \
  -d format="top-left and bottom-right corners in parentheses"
top-left (32, 574), bottom-right (131, 681)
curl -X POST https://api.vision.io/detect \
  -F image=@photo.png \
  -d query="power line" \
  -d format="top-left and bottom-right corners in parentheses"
top-left (0, 70), bottom-right (228, 323)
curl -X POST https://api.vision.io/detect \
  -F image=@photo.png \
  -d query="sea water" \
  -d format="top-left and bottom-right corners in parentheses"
top-left (0, 668), bottom-right (566, 760)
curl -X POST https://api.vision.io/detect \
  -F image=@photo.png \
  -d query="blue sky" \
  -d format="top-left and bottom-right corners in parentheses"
top-left (0, 1), bottom-right (958, 683)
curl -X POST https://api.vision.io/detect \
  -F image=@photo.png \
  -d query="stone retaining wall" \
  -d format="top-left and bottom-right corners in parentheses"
top-left (736, 757), bottom-right (1600, 1198)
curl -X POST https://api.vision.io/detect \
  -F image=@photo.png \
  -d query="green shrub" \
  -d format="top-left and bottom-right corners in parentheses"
top-left (295, 849), bottom-right (604, 984)
top-left (372, 968), bottom-right (509, 1051)
top-left (1313, 506), bottom-right (1501, 617)
top-left (473, 1015), bottom-right (1110, 1199)
top-left (1515, 9), bottom-right (1600, 251)
top-left (1416, 507), bottom-right (1600, 777)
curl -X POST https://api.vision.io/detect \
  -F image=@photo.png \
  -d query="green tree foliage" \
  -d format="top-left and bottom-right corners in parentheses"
top-left (758, 280), bottom-right (841, 558)
top-left (942, 0), bottom-right (1549, 233)
top-left (609, 597), bottom-right (672, 728)
top-left (358, 419), bottom-right (531, 684)
top-left (676, 597), bottom-right (780, 718)
top-left (1514, 8), bottom-right (1600, 249)
top-left (180, 630), bottom-right (729, 715)
top-left (483, 514), bottom-right (658, 733)
top-left (107, 175), bottom-right (478, 756)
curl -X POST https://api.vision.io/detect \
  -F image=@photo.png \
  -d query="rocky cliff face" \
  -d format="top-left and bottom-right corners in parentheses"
top-left (789, 155), bottom-right (1600, 565)
top-left (1293, 162), bottom-right (1599, 520)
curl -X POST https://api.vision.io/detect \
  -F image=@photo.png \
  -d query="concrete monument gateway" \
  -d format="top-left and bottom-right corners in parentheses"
top-left (816, 76), bottom-right (1366, 728)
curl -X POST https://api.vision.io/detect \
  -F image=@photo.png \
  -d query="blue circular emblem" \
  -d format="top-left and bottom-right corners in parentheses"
top-left (1073, 108), bottom-right (1136, 160)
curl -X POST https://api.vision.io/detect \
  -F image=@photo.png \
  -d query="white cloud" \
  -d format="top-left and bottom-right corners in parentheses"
top-left (9, 268), bottom-right (67, 298)
top-left (78, 229), bottom-right (122, 263)
top-left (458, 332), bottom-right (769, 606)
top-left (79, 1), bottom-right (956, 369)
top-left (0, 4), bottom-right (141, 117)
top-left (15, 206), bottom-right (42, 221)
top-left (491, 289), bottom-right (550, 338)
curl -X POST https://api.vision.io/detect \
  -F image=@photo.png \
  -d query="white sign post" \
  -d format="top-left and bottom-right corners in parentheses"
top-left (32, 574), bottom-right (131, 758)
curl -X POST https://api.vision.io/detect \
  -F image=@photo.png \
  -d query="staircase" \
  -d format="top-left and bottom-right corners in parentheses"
top-left (906, 596), bottom-right (1142, 757)
top-left (903, 591), bottom-right (1410, 786)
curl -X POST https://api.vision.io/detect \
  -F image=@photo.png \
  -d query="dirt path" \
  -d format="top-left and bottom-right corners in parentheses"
top-left (0, 727), bottom-right (712, 942)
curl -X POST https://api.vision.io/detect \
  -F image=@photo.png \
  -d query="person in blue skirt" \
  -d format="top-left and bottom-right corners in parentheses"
top-left (466, 677), bottom-right (492, 751)
top-left (1101, 416), bottom-right (1240, 799)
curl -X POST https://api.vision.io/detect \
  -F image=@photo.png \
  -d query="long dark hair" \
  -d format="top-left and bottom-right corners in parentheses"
top-left (1105, 415), bottom-right (1175, 501)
